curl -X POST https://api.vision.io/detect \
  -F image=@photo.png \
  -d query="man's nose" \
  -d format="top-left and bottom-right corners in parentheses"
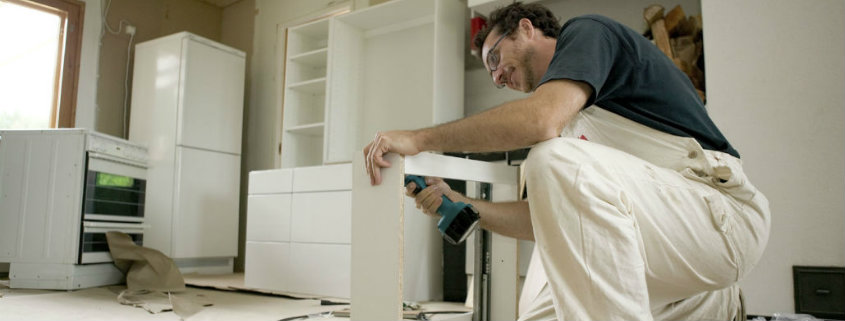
top-left (492, 68), bottom-right (506, 86)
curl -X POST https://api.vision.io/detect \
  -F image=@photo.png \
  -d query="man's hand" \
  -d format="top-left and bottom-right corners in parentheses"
top-left (363, 130), bottom-right (422, 185)
top-left (405, 177), bottom-right (457, 218)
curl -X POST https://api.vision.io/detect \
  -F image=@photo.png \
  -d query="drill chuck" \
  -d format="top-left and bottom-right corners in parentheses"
top-left (405, 175), bottom-right (480, 245)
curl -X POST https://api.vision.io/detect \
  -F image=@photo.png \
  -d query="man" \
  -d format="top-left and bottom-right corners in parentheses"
top-left (363, 2), bottom-right (770, 320)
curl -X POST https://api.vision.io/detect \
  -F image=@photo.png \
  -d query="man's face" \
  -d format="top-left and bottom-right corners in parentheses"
top-left (481, 28), bottom-right (537, 93)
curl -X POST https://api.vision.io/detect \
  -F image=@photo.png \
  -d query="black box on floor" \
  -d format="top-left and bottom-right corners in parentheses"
top-left (793, 266), bottom-right (845, 320)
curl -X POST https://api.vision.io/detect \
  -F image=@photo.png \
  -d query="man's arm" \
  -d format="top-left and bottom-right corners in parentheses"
top-left (409, 178), bottom-right (534, 241)
top-left (364, 79), bottom-right (591, 185)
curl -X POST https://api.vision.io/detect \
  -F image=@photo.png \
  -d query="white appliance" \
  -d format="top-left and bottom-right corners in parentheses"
top-left (0, 129), bottom-right (148, 290)
top-left (129, 32), bottom-right (245, 273)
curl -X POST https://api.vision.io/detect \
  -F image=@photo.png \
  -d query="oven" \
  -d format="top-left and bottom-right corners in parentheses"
top-left (78, 135), bottom-right (149, 264)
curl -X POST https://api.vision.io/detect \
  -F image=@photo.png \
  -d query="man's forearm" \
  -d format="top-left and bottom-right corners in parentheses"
top-left (413, 79), bottom-right (589, 153)
top-left (445, 190), bottom-right (534, 241)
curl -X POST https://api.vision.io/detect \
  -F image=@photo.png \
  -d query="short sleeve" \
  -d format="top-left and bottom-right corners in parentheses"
top-left (537, 17), bottom-right (624, 107)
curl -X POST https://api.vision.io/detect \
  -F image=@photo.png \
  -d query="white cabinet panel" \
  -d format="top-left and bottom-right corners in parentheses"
top-left (247, 194), bottom-right (291, 242)
top-left (177, 38), bottom-right (246, 154)
top-left (288, 243), bottom-right (350, 298)
top-left (292, 163), bottom-right (352, 192)
top-left (173, 147), bottom-right (240, 258)
top-left (248, 169), bottom-right (294, 194)
top-left (244, 242), bottom-right (290, 291)
top-left (291, 191), bottom-right (351, 244)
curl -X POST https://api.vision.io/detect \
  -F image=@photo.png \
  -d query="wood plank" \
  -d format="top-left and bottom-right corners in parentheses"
top-left (490, 182), bottom-right (519, 320)
top-left (351, 153), bottom-right (404, 320)
top-left (664, 5), bottom-right (686, 34)
top-left (405, 152), bottom-right (518, 185)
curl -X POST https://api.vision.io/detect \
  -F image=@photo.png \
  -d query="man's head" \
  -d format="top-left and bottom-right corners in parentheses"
top-left (473, 2), bottom-right (560, 92)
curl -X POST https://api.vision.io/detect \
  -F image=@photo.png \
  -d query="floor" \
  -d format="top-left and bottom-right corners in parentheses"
top-left (0, 273), bottom-right (470, 321)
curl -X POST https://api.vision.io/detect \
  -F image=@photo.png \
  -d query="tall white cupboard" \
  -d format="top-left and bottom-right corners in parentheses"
top-left (130, 32), bottom-right (246, 273)
top-left (246, 0), bottom-right (465, 299)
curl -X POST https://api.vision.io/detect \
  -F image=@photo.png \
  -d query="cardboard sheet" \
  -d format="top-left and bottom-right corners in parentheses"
top-left (106, 231), bottom-right (211, 318)
top-left (106, 231), bottom-right (185, 292)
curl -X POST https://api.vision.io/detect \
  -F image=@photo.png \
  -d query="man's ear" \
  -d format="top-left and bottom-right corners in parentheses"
top-left (519, 18), bottom-right (535, 38)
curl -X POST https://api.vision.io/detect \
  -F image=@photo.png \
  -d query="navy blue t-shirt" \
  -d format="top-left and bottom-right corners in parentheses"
top-left (537, 15), bottom-right (739, 158)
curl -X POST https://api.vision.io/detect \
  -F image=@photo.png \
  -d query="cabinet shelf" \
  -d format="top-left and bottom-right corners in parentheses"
top-left (287, 78), bottom-right (327, 94)
top-left (286, 123), bottom-right (325, 137)
top-left (290, 48), bottom-right (328, 66)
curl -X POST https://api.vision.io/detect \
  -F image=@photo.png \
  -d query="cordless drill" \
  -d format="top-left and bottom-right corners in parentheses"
top-left (404, 175), bottom-right (480, 245)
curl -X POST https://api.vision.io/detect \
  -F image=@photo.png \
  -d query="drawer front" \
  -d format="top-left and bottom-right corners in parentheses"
top-left (292, 163), bottom-right (352, 192)
top-left (288, 243), bottom-right (350, 298)
top-left (247, 194), bottom-right (291, 242)
top-left (249, 169), bottom-right (293, 194)
top-left (244, 241), bottom-right (290, 291)
top-left (291, 191), bottom-right (351, 244)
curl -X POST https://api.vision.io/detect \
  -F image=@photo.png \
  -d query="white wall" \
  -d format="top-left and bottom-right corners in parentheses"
top-left (75, 0), bottom-right (103, 129)
top-left (464, 0), bottom-right (701, 115)
top-left (702, 0), bottom-right (845, 315)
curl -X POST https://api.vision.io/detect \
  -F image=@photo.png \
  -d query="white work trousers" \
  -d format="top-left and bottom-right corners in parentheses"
top-left (520, 107), bottom-right (770, 320)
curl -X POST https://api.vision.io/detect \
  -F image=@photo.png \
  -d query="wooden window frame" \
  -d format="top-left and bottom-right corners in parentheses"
top-left (7, 0), bottom-right (84, 128)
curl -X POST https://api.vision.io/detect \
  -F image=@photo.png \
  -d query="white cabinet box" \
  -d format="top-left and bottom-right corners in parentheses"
top-left (245, 164), bottom-right (353, 298)
top-left (245, 164), bottom-right (443, 300)
top-left (129, 32), bottom-right (245, 273)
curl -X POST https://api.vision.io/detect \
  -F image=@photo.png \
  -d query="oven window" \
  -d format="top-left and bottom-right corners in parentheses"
top-left (84, 171), bottom-right (146, 218)
top-left (82, 232), bottom-right (143, 252)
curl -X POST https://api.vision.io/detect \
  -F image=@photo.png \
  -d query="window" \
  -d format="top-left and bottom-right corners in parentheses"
top-left (0, 0), bottom-right (84, 129)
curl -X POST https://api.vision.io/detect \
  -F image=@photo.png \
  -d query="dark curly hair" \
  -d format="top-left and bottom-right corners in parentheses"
top-left (472, 2), bottom-right (561, 62)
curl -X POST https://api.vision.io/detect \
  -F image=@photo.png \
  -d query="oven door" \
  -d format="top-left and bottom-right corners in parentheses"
top-left (80, 221), bottom-right (146, 264)
top-left (83, 152), bottom-right (146, 223)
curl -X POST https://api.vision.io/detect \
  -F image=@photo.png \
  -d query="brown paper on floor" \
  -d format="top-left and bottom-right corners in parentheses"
top-left (106, 231), bottom-right (185, 292)
top-left (116, 289), bottom-right (212, 315)
top-left (106, 231), bottom-right (211, 318)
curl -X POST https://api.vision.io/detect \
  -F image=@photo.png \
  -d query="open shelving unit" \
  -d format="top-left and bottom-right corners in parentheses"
top-left (325, 0), bottom-right (465, 164)
top-left (281, 18), bottom-right (330, 168)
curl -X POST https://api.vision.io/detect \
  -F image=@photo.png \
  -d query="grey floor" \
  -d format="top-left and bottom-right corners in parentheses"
top-left (0, 273), bottom-right (470, 321)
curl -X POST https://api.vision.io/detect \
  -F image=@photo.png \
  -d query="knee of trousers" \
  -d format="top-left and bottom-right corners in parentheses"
top-left (523, 138), bottom-right (601, 203)
top-left (524, 137), bottom-right (596, 182)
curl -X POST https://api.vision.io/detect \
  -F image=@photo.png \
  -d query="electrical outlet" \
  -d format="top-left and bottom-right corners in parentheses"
top-left (125, 25), bottom-right (136, 36)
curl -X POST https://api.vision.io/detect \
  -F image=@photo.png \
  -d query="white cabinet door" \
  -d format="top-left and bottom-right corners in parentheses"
top-left (292, 163), bottom-right (352, 192)
top-left (177, 38), bottom-right (245, 155)
top-left (291, 191), bottom-right (351, 244)
top-left (248, 169), bottom-right (294, 194)
top-left (247, 194), bottom-right (292, 242)
top-left (288, 243), bottom-right (350, 298)
top-left (173, 147), bottom-right (240, 258)
top-left (244, 241), bottom-right (290, 291)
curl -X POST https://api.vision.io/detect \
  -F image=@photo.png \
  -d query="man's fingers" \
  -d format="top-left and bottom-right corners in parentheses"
top-left (405, 182), bottom-right (417, 196)
top-left (366, 134), bottom-right (383, 185)
top-left (363, 143), bottom-right (373, 183)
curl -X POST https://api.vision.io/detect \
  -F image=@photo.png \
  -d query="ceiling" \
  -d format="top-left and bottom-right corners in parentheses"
top-left (198, 0), bottom-right (242, 8)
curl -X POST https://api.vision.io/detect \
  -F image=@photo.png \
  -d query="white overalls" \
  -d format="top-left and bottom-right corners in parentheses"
top-left (517, 106), bottom-right (771, 320)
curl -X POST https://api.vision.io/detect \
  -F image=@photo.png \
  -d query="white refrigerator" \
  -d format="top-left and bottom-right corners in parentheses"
top-left (129, 32), bottom-right (245, 273)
